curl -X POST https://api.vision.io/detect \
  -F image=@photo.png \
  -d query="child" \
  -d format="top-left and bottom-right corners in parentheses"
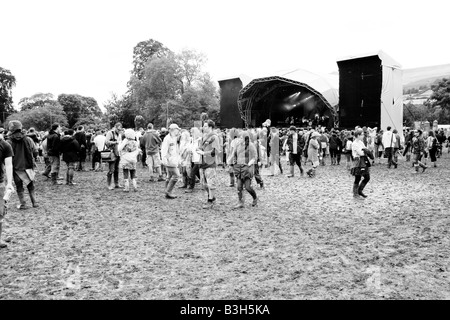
top-left (118, 129), bottom-right (141, 192)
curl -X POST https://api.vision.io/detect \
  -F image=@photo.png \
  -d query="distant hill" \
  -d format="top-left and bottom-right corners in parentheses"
top-left (403, 64), bottom-right (450, 91)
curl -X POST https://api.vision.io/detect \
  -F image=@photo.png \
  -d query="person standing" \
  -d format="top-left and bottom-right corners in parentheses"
top-left (227, 131), bottom-right (258, 209)
top-left (412, 129), bottom-right (428, 173)
top-left (6, 120), bottom-right (39, 209)
top-left (185, 127), bottom-right (202, 193)
top-left (0, 130), bottom-right (14, 249)
top-left (306, 131), bottom-right (321, 177)
top-left (74, 126), bottom-right (87, 171)
top-left (328, 130), bottom-right (340, 165)
top-left (93, 129), bottom-right (106, 171)
top-left (161, 123), bottom-right (181, 199)
top-left (268, 127), bottom-right (282, 176)
top-left (286, 126), bottom-right (304, 178)
top-left (382, 126), bottom-right (397, 168)
top-left (178, 130), bottom-right (192, 189)
top-left (351, 129), bottom-right (372, 200)
top-left (47, 123), bottom-right (62, 185)
top-left (198, 120), bottom-right (220, 209)
top-left (59, 129), bottom-right (80, 186)
top-left (40, 134), bottom-right (51, 178)
top-left (140, 123), bottom-right (164, 182)
top-left (105, 122), bottom-right (123, 190)
top-left (118, 129), bottom-right (141, 192)
top-left (427, 131), bottom-right (438, 168)
top-left (225, 128), bottom-right (239, 187)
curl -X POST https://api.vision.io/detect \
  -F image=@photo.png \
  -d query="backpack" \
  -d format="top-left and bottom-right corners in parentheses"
top-left (431, 137), bottom-right (437, 149)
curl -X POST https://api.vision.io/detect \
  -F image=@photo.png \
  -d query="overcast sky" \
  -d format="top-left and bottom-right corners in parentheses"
top-left (2, 0), bottom-right (450, 110)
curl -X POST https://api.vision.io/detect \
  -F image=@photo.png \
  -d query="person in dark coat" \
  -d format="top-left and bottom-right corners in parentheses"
top-left (59, 129), bottom-right (80, 186)
top-left (6, 120), bottom-right (39, 209)
top-left (47, 123), bottom-right (62, 185)
top-left (74, 126), bottom-right (87, 171)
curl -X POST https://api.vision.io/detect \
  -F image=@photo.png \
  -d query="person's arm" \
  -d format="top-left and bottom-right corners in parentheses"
top-left (4, 157), bottom-right (14, 191)
top-left (248, 143), bottom-right (257, 166)
top-left (118, 139), bottom-right (127, 153)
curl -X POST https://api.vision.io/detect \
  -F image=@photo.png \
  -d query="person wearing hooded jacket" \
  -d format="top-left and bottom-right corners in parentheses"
top-left (59, 129), bottom-right (80, 186)
top-left (6, 120), bottom-right (39, 209)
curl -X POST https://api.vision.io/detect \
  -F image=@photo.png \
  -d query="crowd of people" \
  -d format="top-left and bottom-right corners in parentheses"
top-left (0, 118), bottom-right (448, 248)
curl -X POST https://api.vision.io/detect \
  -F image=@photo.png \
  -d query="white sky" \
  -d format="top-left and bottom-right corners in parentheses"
top-left (2, 0), bottom-right (450, 111)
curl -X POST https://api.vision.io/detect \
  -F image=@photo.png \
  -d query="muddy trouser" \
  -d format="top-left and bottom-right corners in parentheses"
top-left (49, 155), bottom-right (60, 174)
top-left (385, 147), bottom-right (394, 167)
top-left (108, 157), bottom-right (120, 185)
top-left (43, 156), bottom-right (51, 175)
top-left (92, 150), bottom-right (101, 169)
top-left (254, 164), bottom-right (263, 185)
top-left (188, 163), bottom-right (201, 189)
top-left (354, 171), bottom-right (370, 193)
top-left (237, 177), bottom-right (257, 200)
top-left (393, 148), bottom-right (399, 164)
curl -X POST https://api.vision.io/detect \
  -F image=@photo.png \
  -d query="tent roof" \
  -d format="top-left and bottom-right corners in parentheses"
top-left (336, 50), bottom-right (402, 69)
top-left (238, 68), bottom-right (339, 107)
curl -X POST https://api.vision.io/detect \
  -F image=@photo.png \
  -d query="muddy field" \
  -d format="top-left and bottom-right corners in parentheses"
top-left (1, 150), bottom-right (449, 300)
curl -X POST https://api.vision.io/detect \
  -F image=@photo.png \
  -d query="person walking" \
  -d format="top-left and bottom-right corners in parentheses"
top-left (0, 130), bottom-right (14, 249)
top-left (47, 123), bottom-right (62, 185)
top-left (382, 126), bottom-right (397, 168)
top-left (140, 123), bottom-right (164, 182)
top-left (412, 129), bottom-right (428, 173)
top-left (306, 131), bottom-right (321, 177)
top-left (427, 130), bottom-right (438, 168)
top-left (74, 126), bottom-right (87, 171)
top-left (268, 127), bottom-right (282, 176)
top-left (225, 128), bottom-right (239, 187)
top-left (59, 129), bottom-right (80, 186)
top-left (161, 123), bottom-right (181, 199)
top-left (118, 129), bottom-right (141, 192)
top-left (351, 129), bottom-right (373, 200)
top-left (227, 131), bottom-right (258, 209)
top-left (6, 120), bottom-right (39, 209)
top-left (198, 120), bottom-right (220, 209)
top-left (105, 122), bottom-right (123, 190)
top-left (185, 127), bottom-right (202, 193)
top-left (286, 126), bottom-right (304, 178)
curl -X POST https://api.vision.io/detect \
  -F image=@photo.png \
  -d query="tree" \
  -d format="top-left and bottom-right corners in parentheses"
top-left (19, 93), bottom-right (56, 111)
top-left (0, 67), bottom-right (17, 123)
top-left (5, 104), bottom-right (68, 131)
top-left (57, 94), bottom-right (102, 128)
top-left (175, 48), bottom-right (207, 93)
top-left (131, 39), bottom-right (172, 81)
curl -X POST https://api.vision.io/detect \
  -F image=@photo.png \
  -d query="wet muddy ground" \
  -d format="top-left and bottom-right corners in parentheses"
top-left (1, 150), bottom-right (449, 299)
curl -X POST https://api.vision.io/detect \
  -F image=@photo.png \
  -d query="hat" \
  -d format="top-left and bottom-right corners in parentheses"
top-left (124, 128), bottom-right (136, 140)
top-left (289, 126), bottom-right (297, 131)
top-left (8, 120), bottom-right (23, 132)
top-left (169, 123), bottom-right (180, 130)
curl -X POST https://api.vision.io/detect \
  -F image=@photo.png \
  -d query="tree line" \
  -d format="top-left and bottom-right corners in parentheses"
top-left (0, 38), bottom-right (220, 131)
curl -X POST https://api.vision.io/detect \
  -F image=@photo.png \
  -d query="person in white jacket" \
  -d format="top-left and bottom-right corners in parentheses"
top-left (381, 126), bottom-right (397, 168)
top-left (161, 123), bottom-right (181, 199)
top-left (118, 129), bottom-right (141, 192)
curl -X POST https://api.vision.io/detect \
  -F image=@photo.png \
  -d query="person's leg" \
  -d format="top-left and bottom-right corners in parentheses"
top-left (430, 149), bottom-right (437, 167)
top-left (228, 165), bottom-right (235, 187)
top-left (165, 167), bottom-right (179, 199)
top-left (13, 172), bottom-right (27, 209)
top-left (50, 156), bottom-right (61, 185)
top-left (254, 164), bottom-right (263, 188)
top-left (186, 163), bottom-right (198, 191)
top-left (295, 153), bottom-right (303, 175)
top-left (244, 178), bottom-right (257, 206)
top-left (26, 181), bottom-right (38, 207)
top-left (287, 153), bottom-right (295, 177)
top-left (202, 168), bottom-right (217, 208)
top-left (42, 156), bottom-right (51, 177)
top-left (130, 169), bottom-right (138, 191)
top-left (114, 157), bottom-right (121, 188)
top-left (0, 186), bottom-right (7, 248)
top-left (123, 169), bottom-right (130, 192)
top-left (234, 178), bottom-right (244, 209)
top-left (107, 161), bottom-right (114, 189)
top-left (146, 154), bottom-right (155, 181)
top-left (353, 174), bottom-right (363, 199)
top-left (358, 172), bottom-right (370, 198)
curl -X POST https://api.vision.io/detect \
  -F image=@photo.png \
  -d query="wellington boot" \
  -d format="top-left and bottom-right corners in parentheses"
top-left (165, 180), bottom-right (178, 199)
top-left (29, 190), bottom-right (39, 208)
top-left (16, 191), bottom-right (29, 210)
top-left (353, 184), bottom-right (364, 200)
top-left (132, 179), bottom-right (138, 192)
top-left (123, 179), bottom-right (130, 192)
top-left (233, 200), bottom-right (245, 209)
